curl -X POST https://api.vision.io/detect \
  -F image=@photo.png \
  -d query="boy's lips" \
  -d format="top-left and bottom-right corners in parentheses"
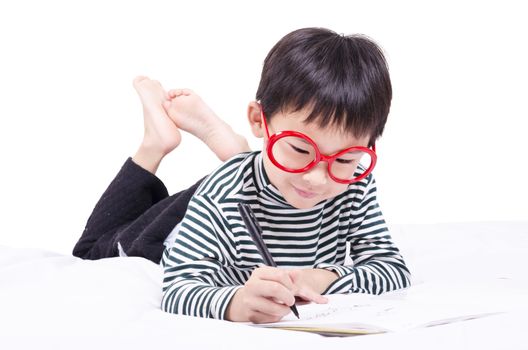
top-left (293, 185), bottom-right (318, 199)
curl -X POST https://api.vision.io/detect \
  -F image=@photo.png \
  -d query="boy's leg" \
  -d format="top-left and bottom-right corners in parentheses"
top-left (73, 77), bottom-right (250, 262)
top-left (133, 78), bottom-right (250, 171)
top-left (112, 174), bottom-right (206, 263)
top-left (73, 163), bottom-right (205, 263)
top-left (73, 77), bottom-right (182, 260)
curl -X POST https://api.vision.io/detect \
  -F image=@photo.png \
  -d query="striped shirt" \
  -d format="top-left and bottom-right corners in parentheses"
top-left (161, 151), bottom-right (411, 319)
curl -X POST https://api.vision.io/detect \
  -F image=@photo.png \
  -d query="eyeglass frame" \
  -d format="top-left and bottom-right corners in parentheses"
top-left (260, 107), bottom-right (378, 184)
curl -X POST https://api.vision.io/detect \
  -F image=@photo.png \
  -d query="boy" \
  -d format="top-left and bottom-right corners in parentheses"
top-left (159, 28), bottom-right (410, 323)
top-left (73, 27), bottom-right (410, 324)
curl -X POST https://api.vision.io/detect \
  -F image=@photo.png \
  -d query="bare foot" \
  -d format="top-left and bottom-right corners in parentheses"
top-left (134, 76), bottom-right (181, 155)
top-left (132, 76), bottom-right (181, 174)
top-left (164, 89), bottom-right (250, 161)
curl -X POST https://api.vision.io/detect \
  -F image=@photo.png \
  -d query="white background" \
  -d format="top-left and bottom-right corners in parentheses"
top-left (0, 0), bottom-right (526, 255)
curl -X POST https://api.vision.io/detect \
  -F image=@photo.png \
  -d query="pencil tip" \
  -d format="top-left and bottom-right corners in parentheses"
top-left (292, 306), bottom-right (300, 319)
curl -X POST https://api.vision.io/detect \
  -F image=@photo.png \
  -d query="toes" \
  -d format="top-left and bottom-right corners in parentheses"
top-left (168, 89), bottom-right (193, 98)
top-left (168, 89), bottom-right (183, 98)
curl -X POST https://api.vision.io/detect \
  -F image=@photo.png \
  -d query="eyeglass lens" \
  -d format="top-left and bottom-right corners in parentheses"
top-left (270, 136), bottom-right (372, 181)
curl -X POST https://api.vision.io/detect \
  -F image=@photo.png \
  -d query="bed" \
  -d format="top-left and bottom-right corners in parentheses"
top-left (1, 222), bottom-right (527, 349)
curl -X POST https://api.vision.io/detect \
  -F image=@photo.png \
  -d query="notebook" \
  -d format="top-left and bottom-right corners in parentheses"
top-left (249, 285), bottom-right (506, 337)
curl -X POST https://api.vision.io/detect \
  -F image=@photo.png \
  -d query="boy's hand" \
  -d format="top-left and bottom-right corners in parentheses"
top-left (226, 266), bottom-right (295, 323)
top-left (226, 267), bottom-right (332, 323)
top-left (288, 268), bottom-right (338, 302)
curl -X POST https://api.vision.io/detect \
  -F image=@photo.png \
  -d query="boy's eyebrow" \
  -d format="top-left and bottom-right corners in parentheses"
top-left (339, 151), bottom-right (362, 158)
top-left (286, 137), bottom-right (311, 146)
top-left (286, 132), bottom-right (366, 155)
top-left (335, 149), bottom-right (368, 159)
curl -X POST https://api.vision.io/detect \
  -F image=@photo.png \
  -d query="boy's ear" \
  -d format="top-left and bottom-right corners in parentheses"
top-left (247, 101), bottom-right (265, 138)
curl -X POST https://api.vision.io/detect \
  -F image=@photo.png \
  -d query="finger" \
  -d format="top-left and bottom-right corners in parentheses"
top-left (247, 296), bottom-right (291, 319)
top-left (246, 279), bottom-right (295, 306)
top-left (247, 310), bottom-right (283, 324)
top-left (253, 267), bottom-right (295, 292)
top-left (296, 287), bottom-right (328, 304)
top-left (293, 296), bottom-right (312, 306)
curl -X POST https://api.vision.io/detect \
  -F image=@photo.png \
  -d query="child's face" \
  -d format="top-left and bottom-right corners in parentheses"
top-left (252, 105), bottom-right (370, 209)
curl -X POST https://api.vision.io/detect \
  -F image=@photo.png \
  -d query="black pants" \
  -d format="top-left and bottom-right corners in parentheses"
top-left (72, 158), bottom-right (204, 264)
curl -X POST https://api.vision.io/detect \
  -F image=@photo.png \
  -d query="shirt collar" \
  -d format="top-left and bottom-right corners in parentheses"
top-left (252, 152), bottom-right (292, 208)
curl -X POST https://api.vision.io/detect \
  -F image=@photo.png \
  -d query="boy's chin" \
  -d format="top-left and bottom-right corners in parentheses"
top-left (285, 196), bottom-right (322, 209)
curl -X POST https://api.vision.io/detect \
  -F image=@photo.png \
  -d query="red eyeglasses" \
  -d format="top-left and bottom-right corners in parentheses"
top-left (261, 108), bottom-right (377, 184)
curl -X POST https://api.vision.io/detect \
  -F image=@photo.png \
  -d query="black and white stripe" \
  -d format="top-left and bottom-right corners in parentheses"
top-left (161, 151), bottom-right (411, 319)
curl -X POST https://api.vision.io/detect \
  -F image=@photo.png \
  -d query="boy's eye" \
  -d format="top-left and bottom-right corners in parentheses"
top-left (335, 158), bottom-right (355, 164)
top-left (288, 143), bottom-right (310, 155)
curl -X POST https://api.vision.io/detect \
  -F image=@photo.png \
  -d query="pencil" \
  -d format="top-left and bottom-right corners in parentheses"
top-left (237, 202), bottom-right (300, 319)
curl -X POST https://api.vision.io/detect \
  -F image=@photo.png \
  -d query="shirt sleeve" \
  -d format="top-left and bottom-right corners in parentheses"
top-left (315, 175), bottom-right (412, 295)
top-left (160, 194), bottom-right (242, 320)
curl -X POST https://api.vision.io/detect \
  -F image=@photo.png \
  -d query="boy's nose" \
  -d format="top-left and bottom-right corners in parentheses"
top-left (301, 163), bottom-right (328, 186)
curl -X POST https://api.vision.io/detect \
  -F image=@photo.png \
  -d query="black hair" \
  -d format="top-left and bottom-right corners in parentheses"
top-left (256, 27), bottom-right (392, 146)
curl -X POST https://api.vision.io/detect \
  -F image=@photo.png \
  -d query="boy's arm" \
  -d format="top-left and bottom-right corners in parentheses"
top-left (161, 194), bottom-right (242, 320)
top-left (315, 175), bottom-right (412, 295)
top-left (161, 193), bottom-right (307, 323)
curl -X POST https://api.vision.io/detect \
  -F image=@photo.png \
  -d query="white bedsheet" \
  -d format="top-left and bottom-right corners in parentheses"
top-left (1, 222), bottom-right (527, 350)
